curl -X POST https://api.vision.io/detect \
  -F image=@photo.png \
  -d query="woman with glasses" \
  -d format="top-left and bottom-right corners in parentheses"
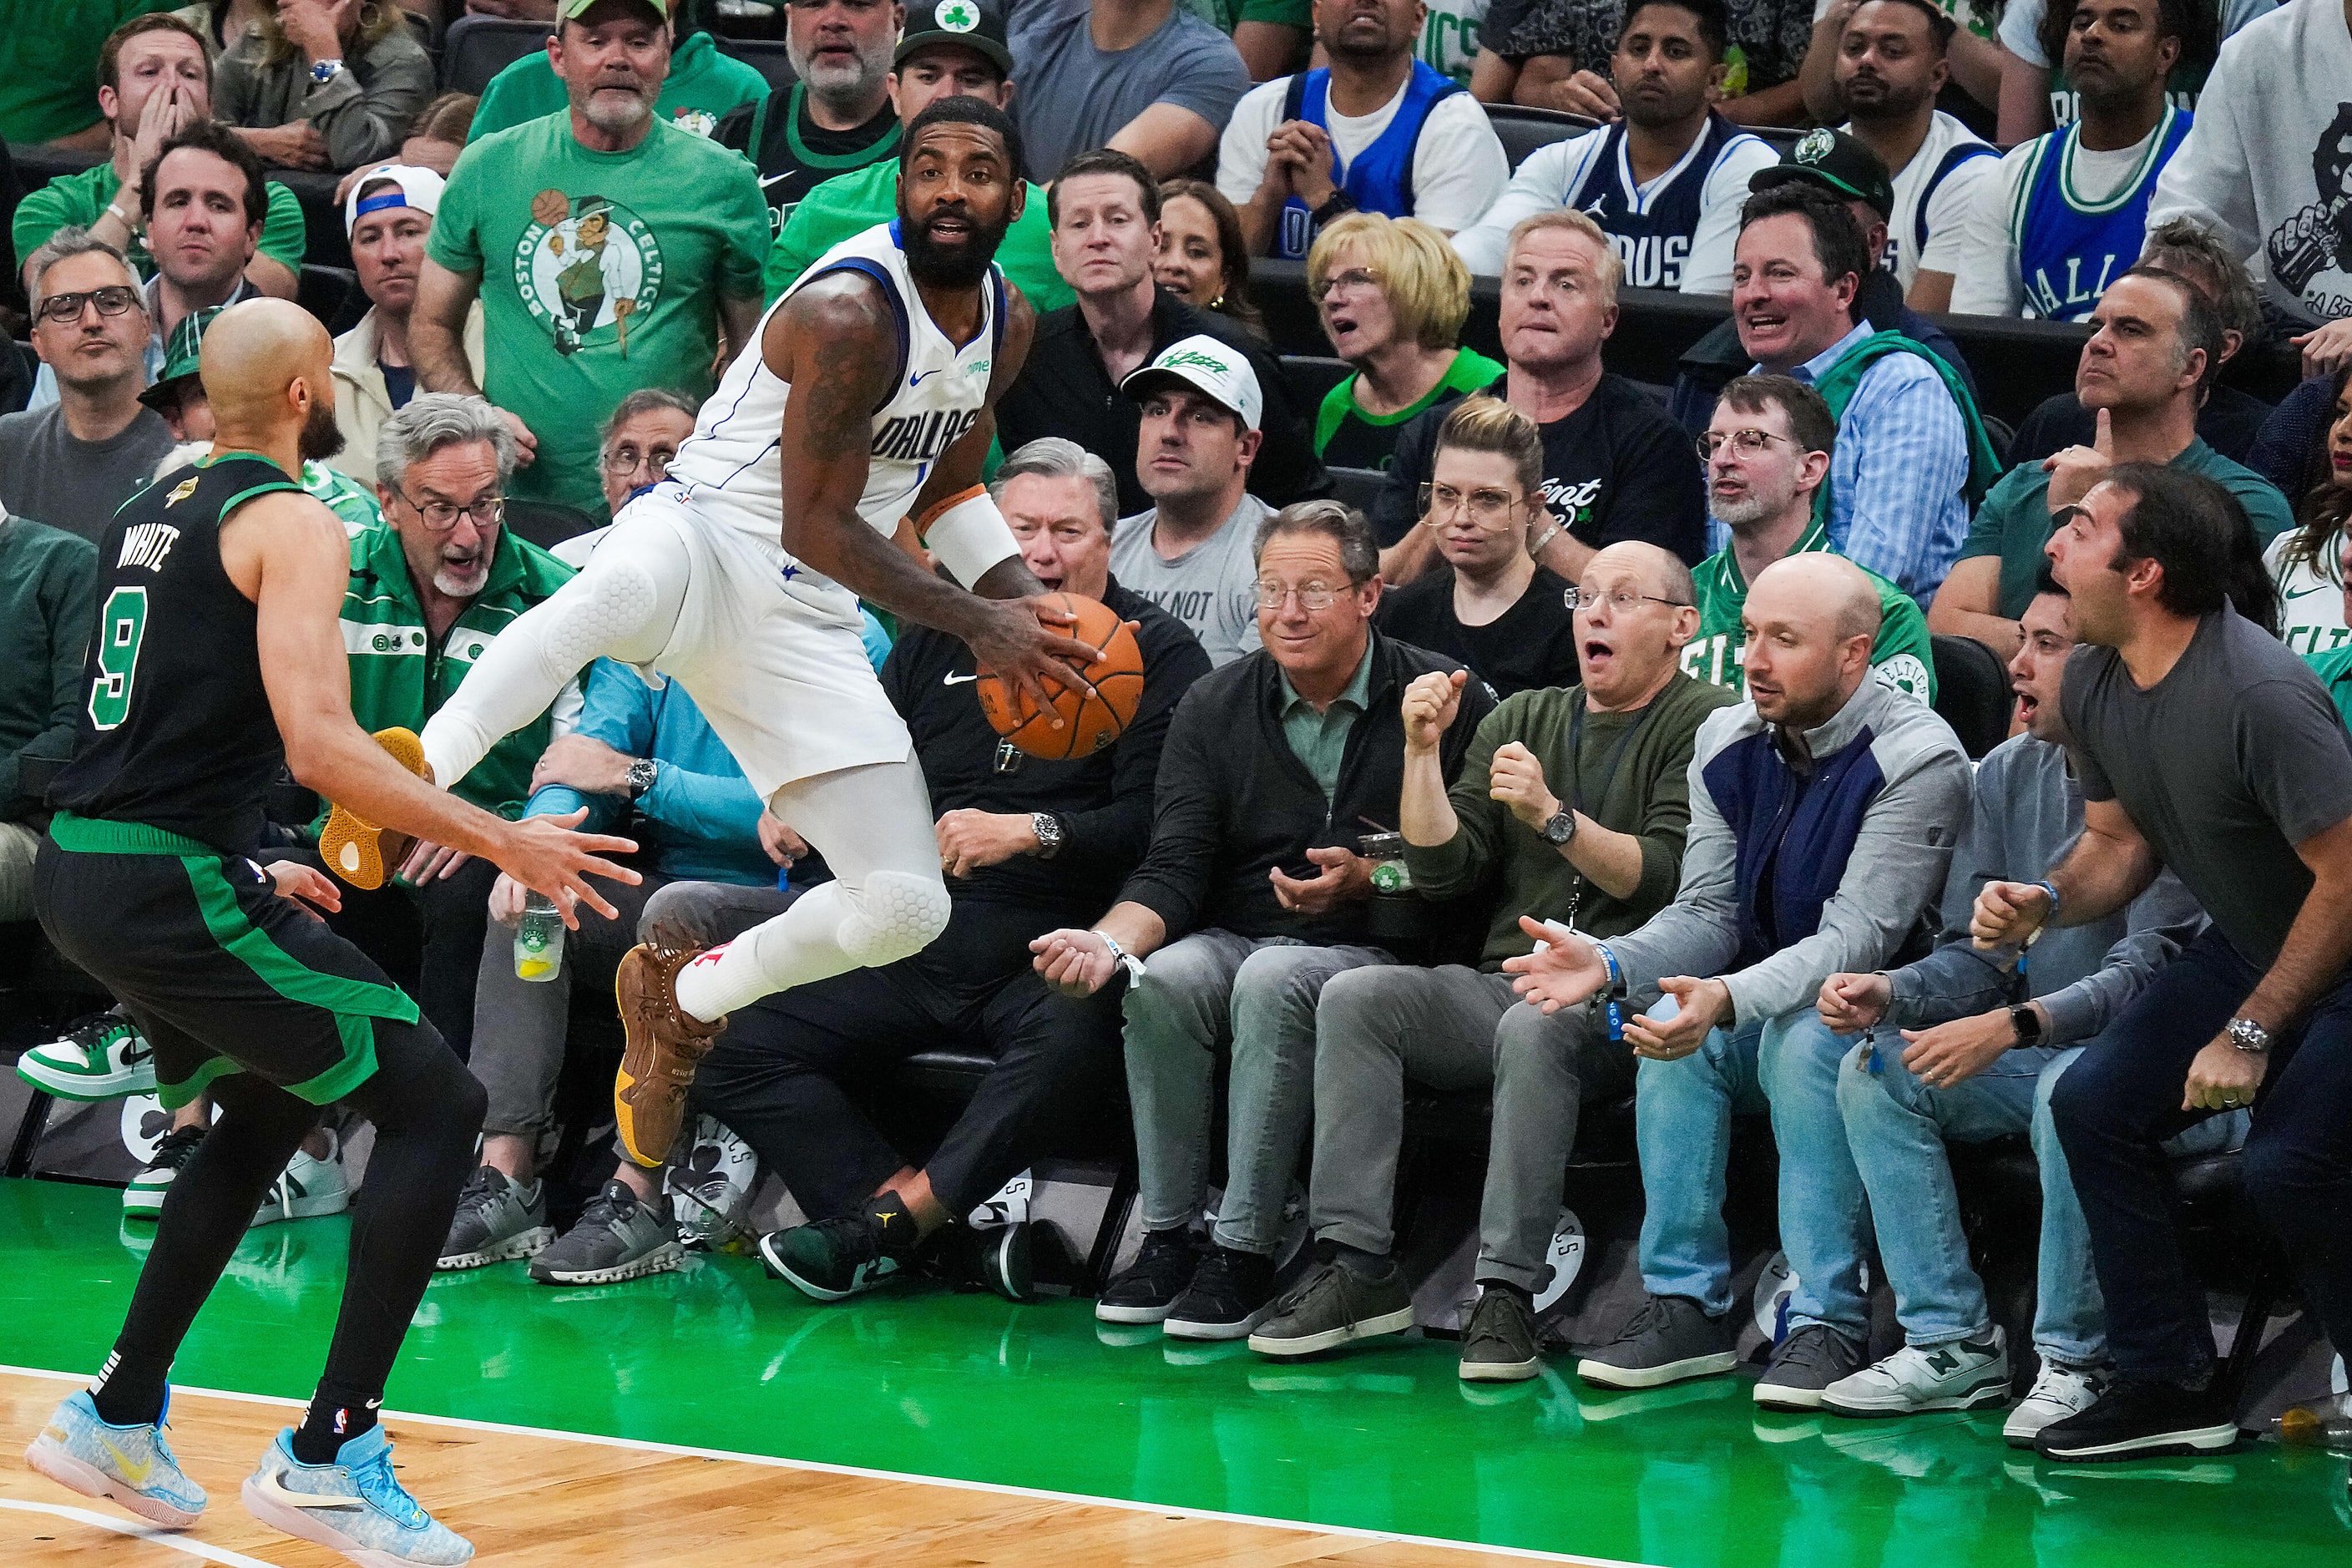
top-left (1306, 213), bottom-right (1504, 472)
top-left (1373, 396), bottom-right (1581, 695)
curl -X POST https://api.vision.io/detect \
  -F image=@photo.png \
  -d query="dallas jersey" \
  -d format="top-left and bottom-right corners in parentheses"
top-left (1563, 113), bottom-right (1765, 292)
top-left (666, 220), bottom-right (1007, 544)
top-left (2010, 104), bottom-right (2193, 321)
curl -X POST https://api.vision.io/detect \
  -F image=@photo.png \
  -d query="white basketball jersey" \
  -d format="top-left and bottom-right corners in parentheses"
top-left (666, 220), bottom-right (1004, 540)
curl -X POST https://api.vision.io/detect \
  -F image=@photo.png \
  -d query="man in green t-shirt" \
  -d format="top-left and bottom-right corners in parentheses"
top-left (414, 0), bottom-right (768, 516)
top-left (10, 13), bottom-right (305, 299)
top-left (1929, 266), bottom-right (2295, 657)
top-left (467, 0), bottom-right (771, 144)
top-left (762, 0), bottom-right (1072, 312)
top-left (1685, 374), bottom-right (1935, 701)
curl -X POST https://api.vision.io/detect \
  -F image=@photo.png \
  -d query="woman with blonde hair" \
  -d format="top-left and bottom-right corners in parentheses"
top-left (215, 0), bottom-right (435, 172)
top-left (1308, 211), bottom-right (1502, 470)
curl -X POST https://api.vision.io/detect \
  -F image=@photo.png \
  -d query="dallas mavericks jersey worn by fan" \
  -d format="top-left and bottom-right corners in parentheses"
top-left (1565, 113), bottom-right (1753, 291)
top-left (2011, 105), bottom-right (2193, 321)
top-left (1277, 61), bottom-right (1462, 260)
top-left (48, 453), bottom-right (306, 857)
top-left (666, 219), bottom-right (1006, 544)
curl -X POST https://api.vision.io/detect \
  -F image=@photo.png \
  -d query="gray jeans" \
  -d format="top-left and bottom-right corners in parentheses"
top-left (1309, 964), bottom-right (1630, 1291)
top-left (639, 878), bottom-right (797, 948)
top-left (1125, 930), bottom-right (1388, 1254)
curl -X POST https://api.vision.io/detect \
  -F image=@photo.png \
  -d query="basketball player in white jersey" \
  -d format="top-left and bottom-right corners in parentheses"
top-left (327, 96), bottom-right (1097, 1169)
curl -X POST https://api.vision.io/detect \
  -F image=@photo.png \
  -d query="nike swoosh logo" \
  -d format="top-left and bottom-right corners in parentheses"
top-left (2286, 585), bottom-right (2327, 598)
top-left (251, 1471), bottom-right (365, 1510)
top-left (95, 1432), bottom-right (153, 1487)
top-left (942, 673), bottom-right (979, 685)
top-left (910, 368), bottom-right (943, 387)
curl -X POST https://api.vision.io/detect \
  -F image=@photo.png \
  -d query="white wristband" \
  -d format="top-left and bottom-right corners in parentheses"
top-left (920, 489), bottom-right (1021, 589)
top-left (1095, 929), bottom-right (1147, 984)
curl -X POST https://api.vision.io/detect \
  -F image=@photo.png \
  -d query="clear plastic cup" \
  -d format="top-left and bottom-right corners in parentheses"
top-left (513, 892), bottom-right (565, 983)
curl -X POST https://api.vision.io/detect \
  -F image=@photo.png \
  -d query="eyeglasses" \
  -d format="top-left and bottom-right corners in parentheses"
top-left (1255, 579), bottom-right (1353, 611)
top-left (600, 443), bottom-right (679, 478)
top-left (1419, 482), bottom-right (1525, 531)
top-left (1564, 584), bottom-right (1692, 615)
top-left (1309, 266), bottom-right (1381, 303)
top-left (392, 486), bottom-right (504, 533)
top-left (37, 285), bottom-right (141, 324)
top-left (1695, 427), bottom-right (1800, 463)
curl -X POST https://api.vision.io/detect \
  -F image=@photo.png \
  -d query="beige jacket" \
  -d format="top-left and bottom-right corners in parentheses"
top-left (328, 302), bottom-right (485, 487)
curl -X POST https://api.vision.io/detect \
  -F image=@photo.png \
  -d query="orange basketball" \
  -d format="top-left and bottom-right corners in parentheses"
top-left (975, 594), bottom-right (1145, 761)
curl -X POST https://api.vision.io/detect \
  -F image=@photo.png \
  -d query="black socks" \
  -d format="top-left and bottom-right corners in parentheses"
top-left (89, 1345), bottom-right (170, 1429)
top-left (291, 1378), bottom-right (381, 1465)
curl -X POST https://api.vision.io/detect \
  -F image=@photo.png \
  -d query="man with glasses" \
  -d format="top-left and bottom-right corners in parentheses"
top-left (326, 394), bottom-right (579, 1065)
top-left (1374, 395), bottom-right (1580, 695)
top-left (1033, 499), bottom-right (1493, 1340)
top-left (596, 387), bottom-right (699, 517)
top-left (0, 230), bottom-right (175, 547)
top-left (1247, 539), bottom-right (1730, 1370)
top-left (1686, 375), bottom-right (1935, 701)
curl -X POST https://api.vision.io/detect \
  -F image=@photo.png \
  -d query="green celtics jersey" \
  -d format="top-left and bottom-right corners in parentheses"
top-left (1682, 517), bottom-right (1937, 703)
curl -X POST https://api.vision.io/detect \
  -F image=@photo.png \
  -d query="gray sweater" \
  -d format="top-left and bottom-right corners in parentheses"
top-left (215, 25), bottom-right (435, 171)
top-left (1604, 676), bottom-right (1974, 1025)
top-left (1885, 732), bottom-right (2205, 1044)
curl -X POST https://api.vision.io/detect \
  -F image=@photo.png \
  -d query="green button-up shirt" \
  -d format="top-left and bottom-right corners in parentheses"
top-left (1277, 642), bottom-right (1375, 801)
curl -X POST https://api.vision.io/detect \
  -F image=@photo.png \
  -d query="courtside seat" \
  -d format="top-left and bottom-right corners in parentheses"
top-left (1930, 633), bottom-right (2013, 759)
top-left (501, 499), bottom-right (599, 553)
top-left (1484, 104), bottom-right (1601, 172)
top-left (1328, 466), bottom-right (1384, 516)
top-left (1278, 353), bottom-right (1351, 410)
top-left (442, 15), bottom-right (552, 97)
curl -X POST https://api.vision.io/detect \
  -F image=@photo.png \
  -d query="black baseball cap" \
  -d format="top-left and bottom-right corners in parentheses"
top-left (1749, 128), bottom-right (1896, 223)
top-left (896, 0), bottom-right (1014, 78)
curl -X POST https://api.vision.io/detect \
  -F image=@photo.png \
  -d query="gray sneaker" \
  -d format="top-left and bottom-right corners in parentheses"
top-left (1576, 1294), bottom-right (1737, 1390)
top-left (437, 1165), bottom-right (554, 1269)
top-left (1754, 1323), bottom-right (1869, 1410)
top-left (1247, 1258), bottom-right (1416, 1359)
top-left (1459, 1287), bottom-right (1543, 1383)
top-left (529, 1180), bottom-right (683, 1285)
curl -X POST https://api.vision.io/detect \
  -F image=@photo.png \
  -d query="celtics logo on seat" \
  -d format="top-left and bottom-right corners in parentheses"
top-left (513, 190), bottom-right (665, 358)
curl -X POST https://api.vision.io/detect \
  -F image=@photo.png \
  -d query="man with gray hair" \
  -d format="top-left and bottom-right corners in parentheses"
top-left (323, 392), bottom-right (579, 1065)
top-left (597, 387), bottom-right (701, 521)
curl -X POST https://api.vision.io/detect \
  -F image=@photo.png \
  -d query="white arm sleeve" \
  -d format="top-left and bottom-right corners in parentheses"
top-left (923, 491), bottom-right (1023, 589)
top-left (1997, 0), bottom-right (2049, 67)
top-left (2145, 66), bottom-right (2259, 259)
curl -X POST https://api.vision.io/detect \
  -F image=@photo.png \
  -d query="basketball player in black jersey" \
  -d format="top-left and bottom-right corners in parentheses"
top-left (23, 299), bottom-right (637, 1567)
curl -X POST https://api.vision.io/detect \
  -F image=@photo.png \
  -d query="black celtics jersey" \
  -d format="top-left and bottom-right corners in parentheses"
top-left (49, 453), bottom-right (307, 856)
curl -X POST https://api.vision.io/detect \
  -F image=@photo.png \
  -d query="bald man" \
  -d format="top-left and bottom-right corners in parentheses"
top-left (1505, 553), bottom-right (1970, 1410)
top-left (1246, 542), bottom-right (1737, 1373)
top-left (26, 299), bottom-right (635, 1565)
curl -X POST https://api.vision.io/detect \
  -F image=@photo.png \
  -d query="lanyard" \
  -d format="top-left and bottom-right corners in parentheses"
top-left (1560, 693), bottom-right (1658, 926)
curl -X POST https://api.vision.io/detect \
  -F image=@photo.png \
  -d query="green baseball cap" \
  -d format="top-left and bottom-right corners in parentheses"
top-left (137, 305), bottom-right (227, 414)
top-left (558, 0), bottom-right (667, 23)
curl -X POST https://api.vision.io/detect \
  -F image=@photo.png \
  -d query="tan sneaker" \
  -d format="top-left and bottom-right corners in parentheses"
top-left (613, 928), bottom-right (726, 1167)
top-left (318, 727), bottom-right (429, 889)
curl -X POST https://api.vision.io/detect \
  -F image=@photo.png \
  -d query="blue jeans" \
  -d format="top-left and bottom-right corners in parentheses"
top-left (1636, 1010), bottom-right (1870, 1337)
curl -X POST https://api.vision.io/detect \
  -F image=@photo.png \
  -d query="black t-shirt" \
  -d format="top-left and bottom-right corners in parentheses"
top-left (1374, 564), bottom-right (1580, 698)
top-left (1372, 374), bottom-right (1708, 565)
top-left (715, 84), bottom-right (903, 241)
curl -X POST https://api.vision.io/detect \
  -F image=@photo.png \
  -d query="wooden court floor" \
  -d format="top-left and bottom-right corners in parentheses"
top-left (0, 1372), bottom-right (1610, 1567)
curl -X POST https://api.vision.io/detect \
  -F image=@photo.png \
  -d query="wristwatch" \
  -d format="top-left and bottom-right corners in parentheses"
top-left (1538, 809), bottom-right (1577, 847)
top-left (625, 757), bottom-right (658, 799)
top-left (311, 58), bottom-right (344, 86)
top-left (1030, 812), bottom-right (1064, 859)
top-left (2008, 1003), bottom-right (2044, 1048)
top-left (2225, 1015), bottom-right (2272, 1055)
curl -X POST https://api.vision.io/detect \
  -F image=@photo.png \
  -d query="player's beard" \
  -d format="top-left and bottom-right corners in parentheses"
top-left (297, 397), bottom-right (346, 464)
top-left (902, 202), bottom-right (1014, 289)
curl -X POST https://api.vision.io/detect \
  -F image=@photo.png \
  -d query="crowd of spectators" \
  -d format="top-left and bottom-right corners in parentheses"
top-left (4, 0), bottom-right (2352, 1494)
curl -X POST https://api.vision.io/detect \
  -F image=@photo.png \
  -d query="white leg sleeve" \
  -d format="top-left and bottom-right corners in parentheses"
top-left (417, 516), bottom-right (689, 790)
top-left (670, 758), bottom-right (951, 1023)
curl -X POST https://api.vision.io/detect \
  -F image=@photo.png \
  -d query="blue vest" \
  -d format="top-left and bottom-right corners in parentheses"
top-left (1702, 724), bottom-right (1890, 971)
top-left (2014, 105), bottom-right (2193, 322)
top-left (1277, 62), bottom-right (1463, 261)
top-left (1564, 111), bottom-right (1744, 291)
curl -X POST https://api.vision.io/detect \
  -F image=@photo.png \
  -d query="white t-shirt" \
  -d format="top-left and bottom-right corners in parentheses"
top-left (2267, 527), bottom-right (2351, 658)
top-left (1945, 117), bottom-right (2172, 316)
top-left (2146, 0), bottom-right (2352, 328)
top-left (1871, 109), bottom-right (1997, 289)
top-left (1448, 122), bottom-right (1779, 289)
top-left (1215, 73), bottom-right (1510, 237)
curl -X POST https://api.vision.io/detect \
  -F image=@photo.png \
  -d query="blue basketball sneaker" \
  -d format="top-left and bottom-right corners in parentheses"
top-left (240, 1424), bottom-right (473, 1565)
top-left (24, 1388), bottom-right (206, 1529)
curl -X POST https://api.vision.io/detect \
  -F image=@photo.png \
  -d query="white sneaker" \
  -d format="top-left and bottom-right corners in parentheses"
top-left (2004, 1359), bottom-right (2110, 1448)
top-left (18, 1011), bottom-right (155, 1100)
top-left (251, 1131), bottom-right (351, 1227)
top-left (670, 1115), bottom-right (759, 1249)
top-left (1822, 1328), bottom-right (2010, 1417)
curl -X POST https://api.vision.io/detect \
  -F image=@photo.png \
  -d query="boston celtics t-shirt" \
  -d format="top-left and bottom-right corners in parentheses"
top-left (1375, 563), bottom-right (1579, 697)
top-left (428, 115), bottom-right (768, 514)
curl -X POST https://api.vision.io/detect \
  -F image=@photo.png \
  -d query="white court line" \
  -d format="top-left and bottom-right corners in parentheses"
top-left (1, 1363), bottom-right (1651, 1567)
top-left (0, 1497), bottom-right (283, 1566)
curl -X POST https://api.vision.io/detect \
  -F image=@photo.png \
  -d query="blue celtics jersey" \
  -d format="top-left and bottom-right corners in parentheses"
top-left (2011, 105), bottom-right (2193, 321)
top-left (1565, 111), bottom-right (1745, 291)
top-left (1277, 61), bottom-right (1464, 261)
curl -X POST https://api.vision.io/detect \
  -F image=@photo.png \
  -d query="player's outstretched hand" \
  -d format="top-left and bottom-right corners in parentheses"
top-left (965, 595), bottom-right (1105, 726)
top-left (493, 807), bottom-right (640, 928)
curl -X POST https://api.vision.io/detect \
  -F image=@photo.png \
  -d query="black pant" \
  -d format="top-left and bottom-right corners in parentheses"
top-left (690, 899), bottom-right (1121, 1221)
top-left (2051, 926), bottom-right (2352, 1379)
top-left (324, 854), bottom-right (500, 1064)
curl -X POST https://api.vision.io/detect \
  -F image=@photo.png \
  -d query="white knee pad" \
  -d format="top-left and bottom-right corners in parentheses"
top-left (835, 869), bottom-right (952, 969)
top-left (543, 557), bottom-right (662, 670)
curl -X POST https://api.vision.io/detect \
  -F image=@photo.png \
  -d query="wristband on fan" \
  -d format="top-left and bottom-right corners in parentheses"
top-left (1095, 929), bottom-right (1146, 985)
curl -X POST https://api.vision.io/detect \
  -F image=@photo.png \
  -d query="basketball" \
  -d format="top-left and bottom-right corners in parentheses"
top-left (974, 594), bottom-right (1144, 761)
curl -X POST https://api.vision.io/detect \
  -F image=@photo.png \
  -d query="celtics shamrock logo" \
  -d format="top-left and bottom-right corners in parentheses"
top-left (512, 190), bottom-right (665, 358)
top-left (936, 0), bottom-right (979, 28)
top-left (1796, 128), bottom-right (1837, 165)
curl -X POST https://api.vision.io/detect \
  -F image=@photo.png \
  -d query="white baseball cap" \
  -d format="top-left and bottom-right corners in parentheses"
top-left (1120, 334), bottom-right (1263, 433)
top-left (343, 165), bottom-right (447, 236)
